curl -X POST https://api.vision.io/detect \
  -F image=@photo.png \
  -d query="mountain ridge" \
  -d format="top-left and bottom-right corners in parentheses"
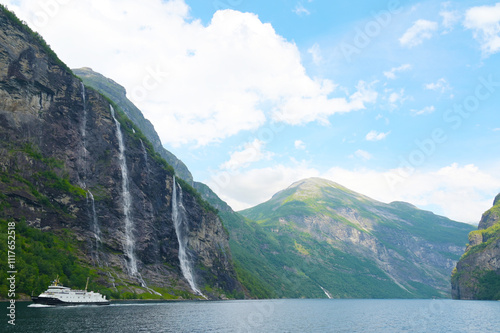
top-left (238, 177), bottom-right (474, 298)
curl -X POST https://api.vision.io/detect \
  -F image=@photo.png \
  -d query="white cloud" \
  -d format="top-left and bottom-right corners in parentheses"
top-left (383, 64), bottom-right (412, 80)
top-left (353, 149), bottom-right (373, 161)
top-left (411, 105), bottom-right (435, 116)
top-left (293, 3), bottom-right (310, 16)
top-left (272, 80), bottom-right (378, 126)
top-left (324, 163), bottom-right (500, 223)
top-left (4, 0), bottom-right (370, 147)
top-left (424, 78), bottom-right (451, 93)
top-left (399, 19), bottom-right (438, 48)
top-left (210, 162), bottom-right (500, 223)
top-left (440, 10), bottom-right (461, 32)
top-left (220, 139), bottom-right (273, 171)
top-left (206, 163), bottom-right (320, 211)
top-left (366, 130), bottom-right (390, 141)
top-left (385, 88), bottom-right (409, 110)
top-left (464, 3), bottom-right (500, 56)
top-left (308, 43), bottom-right (322, 65)
top-left (295, 140), bottom-right (306, 150)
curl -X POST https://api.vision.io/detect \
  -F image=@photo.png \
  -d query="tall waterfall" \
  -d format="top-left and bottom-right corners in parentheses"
top-left (87, 190), bottom-right (102, 266)
top-left (110, 105), bottom-right (138, 276)
top-left (172, 176), bottom-right (204, 297)
top-left (79, 82), bottom-right (88, 188)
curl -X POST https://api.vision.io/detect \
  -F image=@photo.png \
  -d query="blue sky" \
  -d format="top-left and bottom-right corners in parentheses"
top-left (4, 0), bottom-right (500, 222)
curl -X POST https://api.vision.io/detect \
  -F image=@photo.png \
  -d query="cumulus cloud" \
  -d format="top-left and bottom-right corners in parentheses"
top-left (324, 163), bottom-right (500, 223)
top-left (424, 78), bottom-right (451, 93)
top-left (4, 0), bottom-right (371, 147)
top-left (220, 139), bottom-right (273, 171)
top-left (272, 80), bottom-right (378, 126)
top-left (399, 19), bottom-right (438, 48)
top-left (206, 163), bottom-right (320, 211)
top-left (385, 88), bottom-right (410, 110)
top-left (383, 64), bottom-right (412, 80)
top-left (295, 140), bottom-right (306, 150)
top-left (208, 161), bottom-right (499, 222)
top-left (464, 3), bottom-right (500, 56)
top-left (366, 130), bottom-right (390, 141)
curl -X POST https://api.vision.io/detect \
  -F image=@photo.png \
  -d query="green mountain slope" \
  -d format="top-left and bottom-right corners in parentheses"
top-left (237, 177), bottom-right (475, 298)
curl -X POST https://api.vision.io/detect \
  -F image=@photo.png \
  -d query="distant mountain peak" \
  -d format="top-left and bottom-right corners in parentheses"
top-left (288, 177), bottom-right (342, 189)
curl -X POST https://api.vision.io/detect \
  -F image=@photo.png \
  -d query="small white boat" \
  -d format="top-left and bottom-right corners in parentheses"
top-left (31, 276), bottom-right (109, 306)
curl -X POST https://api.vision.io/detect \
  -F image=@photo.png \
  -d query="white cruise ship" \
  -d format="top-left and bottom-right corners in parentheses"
top-left (31, 277), bottom-right (110, 306)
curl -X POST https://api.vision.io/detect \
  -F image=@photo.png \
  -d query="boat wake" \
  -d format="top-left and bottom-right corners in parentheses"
top-left (28, 304), bottom-right (55, 308)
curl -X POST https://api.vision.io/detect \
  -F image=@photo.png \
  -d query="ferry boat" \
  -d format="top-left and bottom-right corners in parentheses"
top-left (31, 276), bottom-right (110, 306)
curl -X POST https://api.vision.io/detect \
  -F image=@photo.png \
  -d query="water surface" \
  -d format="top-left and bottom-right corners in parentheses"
top-left (2, 299), bottom-right (499, 332)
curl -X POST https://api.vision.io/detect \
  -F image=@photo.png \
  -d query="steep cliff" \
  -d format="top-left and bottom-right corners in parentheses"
top-left (451, 194), bottom-right (500, 300)
top-left (72, 67), bottom-right (194, 185)
top-left (238, 178), bottom-right (474, 298)
top-left (0, 6), bottom-right (242, 299)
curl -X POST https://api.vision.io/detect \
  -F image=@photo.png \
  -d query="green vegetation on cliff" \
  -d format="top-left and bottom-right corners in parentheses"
top-left (452, 195), bottom-right (500, 300)
top-left (0, 219), bottom-right (98, 298)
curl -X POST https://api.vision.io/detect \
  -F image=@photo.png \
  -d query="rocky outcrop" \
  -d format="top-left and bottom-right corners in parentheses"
top-left (452, 194), bottom-right (500, 300)
top-left (0, 6), bottom-right (242, 299)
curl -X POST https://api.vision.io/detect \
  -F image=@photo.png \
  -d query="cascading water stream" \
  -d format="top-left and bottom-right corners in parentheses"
top-left (79, 82), bottom-right (88, 188)
top-left (172, 176), bottom-right (205, 298)
top-left (110, 105), bottom-right (138, 276)
top-left (87, 190), bottom-right (102, 266)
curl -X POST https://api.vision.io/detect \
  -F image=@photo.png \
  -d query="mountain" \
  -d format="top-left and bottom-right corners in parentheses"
top-left (0, 6), bottom-right (243, 300)
top-left (70, 68), bottom-right (271, 298)
top-left (238, 177), bottom-right (475, 298)
top-left (451, 194), bottom-right (500, 300)
top-left (72, 67), bottom-right (193, 185)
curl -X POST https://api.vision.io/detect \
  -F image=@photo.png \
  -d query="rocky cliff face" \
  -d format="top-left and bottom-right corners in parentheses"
top-left (0, 7), bottom-right (242, 299)
top-left (452, 194), bottom-right (500, 300)
top-left (72, 67), bottom-right (194, 185)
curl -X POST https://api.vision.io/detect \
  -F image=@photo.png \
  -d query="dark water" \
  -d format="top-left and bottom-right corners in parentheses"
top-left (2, 299), bottom-right (499, 332)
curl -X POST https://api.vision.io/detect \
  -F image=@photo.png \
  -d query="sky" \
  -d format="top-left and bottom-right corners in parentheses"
top-left (3, 0), bottom-right (500, 223)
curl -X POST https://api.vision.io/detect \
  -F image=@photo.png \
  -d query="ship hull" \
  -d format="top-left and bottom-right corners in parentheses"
top-left (31, 296), bottom-right (110, 306)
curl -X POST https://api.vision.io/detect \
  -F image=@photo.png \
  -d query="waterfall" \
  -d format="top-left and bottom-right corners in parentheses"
top-left (137, 273), bottom-right (162, 296)
top-left (106, 271), bottom-right (117, 291)
top-left (87, 190), bottom-right (102, 266)
top-left (79, 82), bottom-right (88, 188)
top-left (172, 176), bottom-right (205, 297)
top-left (110, 105), bottom-right (138, 276)
top-left (319, 286), bottom-right (333, 299)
